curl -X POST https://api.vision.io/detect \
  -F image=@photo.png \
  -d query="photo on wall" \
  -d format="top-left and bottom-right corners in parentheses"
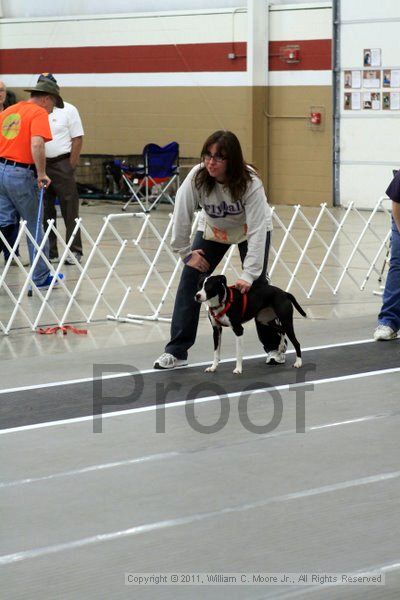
top-left (344, 70), bottom-right (361, 89)
top-left (383, 70), bottom-right (391, 87)
top-left (363, 70), bottom-right (381, 88)
top-left (382, 92), bottom-right (391, 110)
top-left (344, 92), bottom-right (361, 110)
top-left (362, 92), bottom-right (381, 110)
top-left (363, 48), bottom-right (381, 67)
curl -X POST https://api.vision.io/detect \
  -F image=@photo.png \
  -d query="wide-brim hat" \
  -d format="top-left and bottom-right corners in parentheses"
top-left (24, 80), bottom-right (64, 108)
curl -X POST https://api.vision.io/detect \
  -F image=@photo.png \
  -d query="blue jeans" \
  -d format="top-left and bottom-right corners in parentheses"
top-left (166, 230), bottom-right (282, 360)
top-left (0, 162), bottom-right (49, 285)
top-left (378, 218), bottom-right (400, 332)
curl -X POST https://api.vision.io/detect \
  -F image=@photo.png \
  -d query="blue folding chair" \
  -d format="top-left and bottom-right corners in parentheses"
top-left (120, 142), bottom-right (180, 212)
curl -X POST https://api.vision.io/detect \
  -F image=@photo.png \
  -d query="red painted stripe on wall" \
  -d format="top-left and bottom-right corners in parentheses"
top-left (269, 39), bottom-right (331, 71)
top-left (0, 43), bottom-right (246, 74)
top-left (0, 39), bottom-right (330, 74)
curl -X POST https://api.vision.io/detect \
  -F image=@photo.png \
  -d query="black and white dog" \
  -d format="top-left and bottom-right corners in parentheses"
top-left (195, 274), bottom-right (306, 374)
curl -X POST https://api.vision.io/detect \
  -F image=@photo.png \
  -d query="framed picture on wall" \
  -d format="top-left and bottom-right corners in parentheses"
top-left (391, 92), bottom-right (400, 109)
top-left (344, 70), bottom-right (361, 89)
top-left (363, 48), bottom-right (381, 67)
top-left (344, 92), bottom-right (361, 110)
top-left (363, 70), bottom-right (381, 88)
top-left (391, 70), bottom-right (400, 87)
top-left (363, 49), bottom-right (371, 66)
top-left (370, 92), bottom-right (380, 109)
top-left (362, 92), bottom-right (373, 109)
top-left (382, 92), bottom-right (390, 109)
top-left (383, 70), bottom-right (391, 87)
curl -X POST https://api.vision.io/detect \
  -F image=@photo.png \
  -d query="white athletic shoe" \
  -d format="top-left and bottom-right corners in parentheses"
top-left (373, 324), bottom-right (398, 341)
top-left (266, 350), bottom-right (286, 365)
top-left (153, 352), bottom-right (188, 369)
top-left (64, 252), bottom-right (82, 265)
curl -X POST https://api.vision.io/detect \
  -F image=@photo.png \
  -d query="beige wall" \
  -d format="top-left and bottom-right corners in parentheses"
top-left (266, 86), bottom-right (332, 206)
top-left (15, 87), bottom-right (252, 158)
top-left (15, 84), bottom-right (332, 206)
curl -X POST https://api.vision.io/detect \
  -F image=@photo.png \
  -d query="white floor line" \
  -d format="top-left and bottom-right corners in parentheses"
top-left (1, 365), bottom-right (399, 436)
top-left (0, 470), bottom-right (399, 566)
top-left (0, 338), bottom-right (376, 396)
top-left (0, 451), bottom-right (179, 489)
top-left (1, 412), bottom-right (394, 489)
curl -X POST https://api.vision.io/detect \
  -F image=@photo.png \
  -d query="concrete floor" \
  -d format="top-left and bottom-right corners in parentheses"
top-left (0, 201), bottom-right (399, 599)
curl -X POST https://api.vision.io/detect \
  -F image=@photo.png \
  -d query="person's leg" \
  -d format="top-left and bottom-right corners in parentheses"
top-left (164, 232), bottom-right (230, 360)
top-left (4, 167), bottom-right (49, 285)
top-left (238, 231), bottom-right (284, 356)
top-left (377, 220), bottom-right (400, 333)
top-left (43, 183), bottom-right (59, 259)
top-left (0, 168), bottom-right (22, 260)
top-left (48, 160), bottom-right (83, 256)
top-left (1, 223), bottom-right (20, 260)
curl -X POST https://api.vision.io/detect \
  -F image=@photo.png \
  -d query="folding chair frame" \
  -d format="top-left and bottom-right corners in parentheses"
top-left (121, 142), bottom-right (180, 213)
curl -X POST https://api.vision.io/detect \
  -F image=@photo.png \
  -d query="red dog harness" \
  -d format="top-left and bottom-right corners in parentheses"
top-left (209, 285), bottom-right (248, 325)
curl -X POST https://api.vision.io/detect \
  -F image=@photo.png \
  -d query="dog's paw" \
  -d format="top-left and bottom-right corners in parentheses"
top-left (233, 367), bottom-right (242, 375)
top-left (205, 365), bottom-right (217, 373)
top-left (292, 358), bottom-right (302, 368)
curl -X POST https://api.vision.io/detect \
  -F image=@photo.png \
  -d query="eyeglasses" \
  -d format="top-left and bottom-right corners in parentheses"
top-left (203, 151), bottom-right (227, 164)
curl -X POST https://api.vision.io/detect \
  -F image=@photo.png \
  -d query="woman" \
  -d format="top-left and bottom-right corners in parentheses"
top-left (154, 130), bottom-right (285, 369)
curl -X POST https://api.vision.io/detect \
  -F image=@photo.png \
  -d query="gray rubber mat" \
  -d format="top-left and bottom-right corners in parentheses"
top-left (1, 339), bottom-right (399, 430)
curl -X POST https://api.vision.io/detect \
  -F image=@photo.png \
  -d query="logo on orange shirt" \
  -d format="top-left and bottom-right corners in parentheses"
top-left (1, 113), bottom-right (21, 140)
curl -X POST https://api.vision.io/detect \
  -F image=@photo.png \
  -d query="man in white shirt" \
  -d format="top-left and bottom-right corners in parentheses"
top-left (38, 73), bottom-right (84, 264)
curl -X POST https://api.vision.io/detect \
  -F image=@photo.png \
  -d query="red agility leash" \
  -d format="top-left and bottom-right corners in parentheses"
top-left (37, 324), bottom-right (88, 335)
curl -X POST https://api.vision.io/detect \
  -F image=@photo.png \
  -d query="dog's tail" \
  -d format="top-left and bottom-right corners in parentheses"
top-left (288, 293), bottom-right (307, 317)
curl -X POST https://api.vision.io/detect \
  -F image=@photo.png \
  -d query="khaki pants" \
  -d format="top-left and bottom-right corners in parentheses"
top-left (43, 156), bottom-right (83, 258)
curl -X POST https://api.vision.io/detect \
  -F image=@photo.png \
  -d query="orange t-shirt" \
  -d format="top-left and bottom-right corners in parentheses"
top-left (0, 100), bottom-right (52, 164)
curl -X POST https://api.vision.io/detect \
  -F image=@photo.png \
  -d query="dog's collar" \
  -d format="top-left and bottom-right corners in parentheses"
top-left (209, 286), bottom-right (247, 324)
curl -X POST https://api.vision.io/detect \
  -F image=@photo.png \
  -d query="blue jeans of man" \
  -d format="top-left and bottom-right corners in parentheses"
top-left (0, 162), bottom-right (49, 285)
top-left (378, 217), bottom-right (400, 332)
top-left (166, 230), bottom-right (282, 360)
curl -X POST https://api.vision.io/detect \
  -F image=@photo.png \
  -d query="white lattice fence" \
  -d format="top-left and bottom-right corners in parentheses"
top-left (0, 199), bottom-right (392, 334)
top-left (0, 215), bottom-right (134, 334)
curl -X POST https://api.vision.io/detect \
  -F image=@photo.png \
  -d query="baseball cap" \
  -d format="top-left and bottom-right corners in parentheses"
top-left (37, 73), bottom-right (58, 85)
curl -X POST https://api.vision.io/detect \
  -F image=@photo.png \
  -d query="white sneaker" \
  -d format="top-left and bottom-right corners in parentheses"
top-left (64, 252), bottom-right (82, 265)
top-left (266, 350), bottom-right (286, 365)
top-left (154, 352), bottom-right (188, 369)
top-left (373, 324), bottom-right (398, 341)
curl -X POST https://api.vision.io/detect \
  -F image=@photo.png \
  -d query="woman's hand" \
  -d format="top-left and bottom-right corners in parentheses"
top-left (234, 279), bottom-right (251, 294)
top-left (184, 249), bottom-right (210, 272)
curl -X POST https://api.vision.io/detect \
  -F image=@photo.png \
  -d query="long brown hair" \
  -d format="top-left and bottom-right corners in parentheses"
top-left (195, 130), bottom-right (256, 202)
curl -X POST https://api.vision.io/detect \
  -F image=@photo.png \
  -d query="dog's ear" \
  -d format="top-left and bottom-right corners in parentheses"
top-left (219, 274), bottom-right (227, 286)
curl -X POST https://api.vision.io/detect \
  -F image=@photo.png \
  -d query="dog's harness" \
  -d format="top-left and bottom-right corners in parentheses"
top-left (209, 286), bottom-right (248, 325)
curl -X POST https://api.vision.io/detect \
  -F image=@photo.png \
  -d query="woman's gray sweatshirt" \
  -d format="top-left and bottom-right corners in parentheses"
top-left (170, 164), bottom-right (273, 284)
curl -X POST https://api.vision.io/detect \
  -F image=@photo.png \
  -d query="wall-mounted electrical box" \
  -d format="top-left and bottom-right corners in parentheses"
top-left (280, 45), bottom-right (301, 64)
top-left (309, 106), bottom-right (325, 131)
top-left (310, 111), bottom-right (321, 125)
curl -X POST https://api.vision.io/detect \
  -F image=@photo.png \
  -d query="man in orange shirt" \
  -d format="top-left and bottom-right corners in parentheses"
top-left (0, 79), bottom-right (64, 288)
